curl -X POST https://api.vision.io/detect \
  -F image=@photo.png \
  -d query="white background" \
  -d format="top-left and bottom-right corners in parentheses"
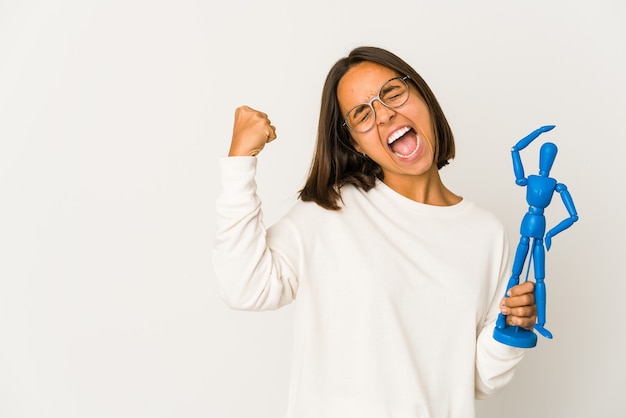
top-left (1, 0), bottom-right (624, 417)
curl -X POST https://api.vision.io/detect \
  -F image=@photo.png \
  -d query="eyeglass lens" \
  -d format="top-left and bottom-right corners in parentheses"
top-left (345, 77), bottom-right (409, 133)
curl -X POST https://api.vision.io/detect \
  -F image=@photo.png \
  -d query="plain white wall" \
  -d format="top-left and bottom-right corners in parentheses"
top-left (1, 0), bottom-right (624, 417)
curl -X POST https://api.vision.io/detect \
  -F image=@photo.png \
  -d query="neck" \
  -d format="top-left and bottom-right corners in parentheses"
top-left (382, 167), bottom-right (461, 206)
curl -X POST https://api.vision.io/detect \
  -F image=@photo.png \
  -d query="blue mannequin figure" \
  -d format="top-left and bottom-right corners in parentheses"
top-left (493, 125), bottom-right (579, 348)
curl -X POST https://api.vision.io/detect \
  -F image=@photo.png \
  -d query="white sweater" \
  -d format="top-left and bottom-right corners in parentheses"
top-left (213, 157), bottom-right (525, 418)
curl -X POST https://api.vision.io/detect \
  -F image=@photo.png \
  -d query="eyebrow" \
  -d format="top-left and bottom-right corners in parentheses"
top-left (381, 83), bottom-right (401, 97)
top-left (345, 77), bottom-right (402, 117)
top-left (350, 104), bottom-right (370, 119)
top-left (361, 79), bottom-right (401, 107)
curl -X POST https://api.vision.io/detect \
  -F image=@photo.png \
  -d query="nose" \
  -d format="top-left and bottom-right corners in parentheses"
top-left (372, 99), bottom-right (395, 125)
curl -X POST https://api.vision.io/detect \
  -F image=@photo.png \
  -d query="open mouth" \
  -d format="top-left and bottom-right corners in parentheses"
top-left (387, 126), bottom-right (420, 159)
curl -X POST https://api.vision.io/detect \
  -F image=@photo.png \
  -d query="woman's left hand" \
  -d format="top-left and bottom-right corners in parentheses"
top-left (500, 281), bottom-right (537, 330)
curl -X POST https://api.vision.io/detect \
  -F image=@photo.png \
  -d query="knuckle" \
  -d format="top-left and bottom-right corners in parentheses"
top-left (507, 316), bottom-right (519, 327)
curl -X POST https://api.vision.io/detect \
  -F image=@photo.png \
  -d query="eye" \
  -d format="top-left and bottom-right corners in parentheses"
top-left (382, 87), bottom-right (403, 103)
top-left (380, 78), bottom-right (409, 106)
top-left (357, 108), bottom-right (372, 124)
top-left (350, 105), bottom-right (372, 125)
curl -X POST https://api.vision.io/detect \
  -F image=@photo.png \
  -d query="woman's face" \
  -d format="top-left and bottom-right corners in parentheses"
top-left (337, 61), bottom-right (437, 182)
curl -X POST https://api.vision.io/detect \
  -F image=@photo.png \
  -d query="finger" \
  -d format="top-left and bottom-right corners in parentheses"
top-left (502, 305), bottom-right (536, 318)
top-left (266, 125), bottom-right (277, 142)
top-left (501, 292), bottom-right (534, 309)
top-left (506, 305), bottom-right (537, 328)
top-left (507, 281), bottom-right (534, 297)
top-left (506, 314), bottom-right (536, 330)
top-left (501, 297), bottom-right (537, 330)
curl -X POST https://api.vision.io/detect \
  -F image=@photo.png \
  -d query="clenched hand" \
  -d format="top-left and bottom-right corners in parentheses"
top-left (229, 105), bottom-right (277, 157)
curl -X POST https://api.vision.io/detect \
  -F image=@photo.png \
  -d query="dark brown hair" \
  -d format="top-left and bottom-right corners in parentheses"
top-left (298, 46), bottom-right (455, 210)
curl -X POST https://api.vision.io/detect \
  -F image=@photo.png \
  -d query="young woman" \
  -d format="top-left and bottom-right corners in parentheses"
top-left (214, 46), bottom-right (537, 418)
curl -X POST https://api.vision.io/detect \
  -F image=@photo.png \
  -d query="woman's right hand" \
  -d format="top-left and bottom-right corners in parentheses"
top-left (228, 105), bottom-right (277, 157)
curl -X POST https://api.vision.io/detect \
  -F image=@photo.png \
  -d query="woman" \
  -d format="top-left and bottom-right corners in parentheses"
top-left (214, 46), bottom-right (536, 418)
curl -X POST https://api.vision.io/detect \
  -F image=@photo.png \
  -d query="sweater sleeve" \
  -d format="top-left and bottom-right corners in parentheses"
top-left (212, 156), bottom-right (299, 311)
top-left (474, 230), bottom-right (527, 399)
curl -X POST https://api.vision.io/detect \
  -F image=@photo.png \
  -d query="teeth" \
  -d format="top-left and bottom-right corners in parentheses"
top-left (387, 126), bottom-right (411, 144)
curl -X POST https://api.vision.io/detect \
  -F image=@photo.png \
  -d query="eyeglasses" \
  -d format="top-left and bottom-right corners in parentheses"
top-left (343, 76), bottom-right (411, 134)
